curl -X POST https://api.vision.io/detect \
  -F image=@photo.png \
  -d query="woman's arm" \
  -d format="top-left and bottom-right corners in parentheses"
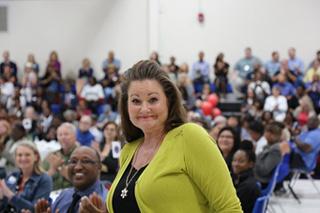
top-left (8, 174), bottom-right (52, 212)
top-left (255, 146), bottom-right (282, 176)
top-left (183, 124), bottom-right (242, 212)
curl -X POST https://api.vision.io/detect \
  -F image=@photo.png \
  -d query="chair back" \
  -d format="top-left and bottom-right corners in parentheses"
top-left (300, 151), bottom-right (319, 172)
top-left (252, 194), bottom-right (271, 213)
top-left (261, 163), bottom-right (281, 195)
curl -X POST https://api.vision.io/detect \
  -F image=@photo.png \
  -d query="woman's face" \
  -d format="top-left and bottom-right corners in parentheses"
top-left (247, 89), bottom-right (254, 99)
top-left (202, 85), bottom-right (210, 95)
top-left (83, 59), bottom-right (89, 67)
top-left (217, 130), bottom-right (234, 156)
top-left (272, 88), bottom-right (281, 97)
top-left (28, 54), bottom-right (35, 63)
top-left (180, 63), bottom-right (188, 72)
top-left (128, 79), bottom-right (168, 134)
top-left (263, 112), bottom-right (272, 120)
top-left (232, 150), bottom-right (253, 175)
top-left (16, 146), bottom-right (38, 171)
top-left (0, 122), bottom-right (7, 135)
top-left (50, 53), bottom-right (57, 61)
top-left (104, 123), bottom-right (117, 141)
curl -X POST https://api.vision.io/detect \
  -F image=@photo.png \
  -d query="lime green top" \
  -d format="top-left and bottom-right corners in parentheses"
top-left (107, 123), bottom-right (242, 212)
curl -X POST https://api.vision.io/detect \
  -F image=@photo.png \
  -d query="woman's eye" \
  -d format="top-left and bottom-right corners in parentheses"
top-left (132, 99), bottom-right (140, 103)
top-left (150, 98), bottom-right (158, 103)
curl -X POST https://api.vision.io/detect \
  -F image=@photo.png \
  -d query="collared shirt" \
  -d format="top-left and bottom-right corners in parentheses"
top-left (43, 144), bottom-right (77, 190)
top-left (0, 171), bottom-right (52, 212)
top-left (288, 57), bottom-right (304, 75)
top-left (76, 130), bottom-right (95, 146)
top-left (254, 136), bottom-right (268, 155)
top-left (190, 60), bottom-right (210, 80)
top-left (296, 129), bottom-right (320, 168)
top-left (102, 59), bottom-right (121, 70)
top-left (52, 179), bottom-right (108, 213)
top-left (234, 56), bottom-right (263, 79)
top-left (305, 82), bottom-right (320, 107)
top-left (273, 82), bottom-right (296, 96)
top-left (265, 60), bottom-right (281, 77)
top-left (303, 67), bottom-right (320, 83)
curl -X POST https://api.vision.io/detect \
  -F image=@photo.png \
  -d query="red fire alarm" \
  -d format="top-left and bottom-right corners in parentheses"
top-left (198, 12), bottom-right (204, 22)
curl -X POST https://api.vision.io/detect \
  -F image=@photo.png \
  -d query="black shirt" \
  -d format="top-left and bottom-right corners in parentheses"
top-left (232, 169), bottom-right (262, 213)
top-left (112, 163), bottom-right (147, 213)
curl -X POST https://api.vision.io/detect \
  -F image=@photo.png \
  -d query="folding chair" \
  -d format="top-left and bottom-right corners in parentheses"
top-left (290, 152), bottom-right (320, 194)
top-left (261, 163), bottom-right (281, 195)
top-left (252, 194), bottom-right (271, 213)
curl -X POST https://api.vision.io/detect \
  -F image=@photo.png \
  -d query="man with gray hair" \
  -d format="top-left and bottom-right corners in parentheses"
top-left (43, 122), bottom-right (78, 190)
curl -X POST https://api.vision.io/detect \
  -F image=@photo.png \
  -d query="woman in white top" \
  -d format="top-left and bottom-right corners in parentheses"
top-left (21, 62), bottom-right (38, 103)
top-left (80, 76), bottom-right (105, 114)
top-left (264, 86), bottom-right (288, 122)
top-left (248, 71), bottom-right (270, 101)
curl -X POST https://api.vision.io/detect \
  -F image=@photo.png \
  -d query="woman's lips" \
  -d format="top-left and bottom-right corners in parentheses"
top-left (139, 116), bottom-right (153, 119)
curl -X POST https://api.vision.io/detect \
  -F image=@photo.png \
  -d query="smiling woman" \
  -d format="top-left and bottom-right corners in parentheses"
top-left (0, 141), bottom-right (52, 212)
top-left (80, 60), bottom-right (242, 213)
top-left (217, 126), bottom-right (241, 171)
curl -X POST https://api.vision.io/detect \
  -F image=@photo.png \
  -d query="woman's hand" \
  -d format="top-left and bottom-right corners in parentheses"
top-left (79, 192), bottom-right (104, 213)
top-left (0, 179), bottom-right (14, 200)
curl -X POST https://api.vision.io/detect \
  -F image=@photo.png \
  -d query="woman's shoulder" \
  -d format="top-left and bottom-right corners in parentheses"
top-left (171, 123), bottom-right (207, 137)
top-left (168, 123), bottom-right (213, 146)
top-left (31, 172), bottom-right (52, 182)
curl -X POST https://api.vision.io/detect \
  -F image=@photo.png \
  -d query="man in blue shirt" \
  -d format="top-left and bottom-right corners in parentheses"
top-left (306, 73), bottom-right (320, 114)
top-left (232, 47), bottom-right (263, 99)
top-left (265, 51), bottom-right (281, 77)
top-left (273, 73), bottom-right (295, 97)
top-left (76, 115), bottom-right (99, 151)
top-left (291, 116), bottom-right (320, 169)
top-left (288, 48), bottom-right (304, 83)
top-left (102, 51), bottom-right (121, 73)
top-left (33, 146), bottom-right (108, 213)
top-left (190, 51), bottom-right (210, 85)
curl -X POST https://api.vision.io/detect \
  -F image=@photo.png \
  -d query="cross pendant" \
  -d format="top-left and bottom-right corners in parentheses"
top-left (121, 188), bottom-right (128, 199)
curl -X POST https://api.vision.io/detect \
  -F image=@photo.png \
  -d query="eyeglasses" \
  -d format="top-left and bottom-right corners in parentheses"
top-left (218, 135), bottom-right (234, 140)
top-left (67, 159), bottom-right (99, 166)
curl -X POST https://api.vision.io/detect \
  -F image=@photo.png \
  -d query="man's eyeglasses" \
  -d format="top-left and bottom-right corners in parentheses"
top-left (67, 159), bottom-right (99, 166)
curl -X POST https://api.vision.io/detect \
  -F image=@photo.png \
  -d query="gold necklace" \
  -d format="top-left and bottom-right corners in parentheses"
top-left (120, 134), bottom-right (165, 199)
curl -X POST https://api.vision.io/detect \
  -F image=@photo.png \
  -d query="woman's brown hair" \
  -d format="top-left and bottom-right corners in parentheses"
top-left (118, 60), bottom-right (187, 142)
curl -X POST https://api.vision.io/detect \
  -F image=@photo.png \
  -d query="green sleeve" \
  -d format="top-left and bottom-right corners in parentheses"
top-left (183, 123), bottom-right (242, 212)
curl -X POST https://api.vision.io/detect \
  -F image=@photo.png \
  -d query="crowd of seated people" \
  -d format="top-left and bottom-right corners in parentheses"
top-left (0, 47), bottom-right (319, 212)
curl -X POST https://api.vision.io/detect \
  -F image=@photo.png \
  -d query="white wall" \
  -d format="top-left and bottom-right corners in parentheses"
top-left (0, 0), bottom-right (148, 79)
top-left (157, 0), bottom-right (320, 71)
top-left (0, 0), bottom-right (319, 80)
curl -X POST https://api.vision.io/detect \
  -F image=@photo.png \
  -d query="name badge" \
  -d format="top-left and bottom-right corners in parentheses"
top-left (7, 176), bottom-right (17, 184)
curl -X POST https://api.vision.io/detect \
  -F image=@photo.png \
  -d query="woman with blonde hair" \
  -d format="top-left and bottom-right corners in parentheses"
top-left (0, 120), bottom-right (10, 145)
top-left (176, 73), bottom-right (195, 109)
top-left (0, 140), bottom-right (52, 212)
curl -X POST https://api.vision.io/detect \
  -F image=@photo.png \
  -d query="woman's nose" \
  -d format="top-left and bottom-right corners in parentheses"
top-left (141, 102), bottom-right (149, 112)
